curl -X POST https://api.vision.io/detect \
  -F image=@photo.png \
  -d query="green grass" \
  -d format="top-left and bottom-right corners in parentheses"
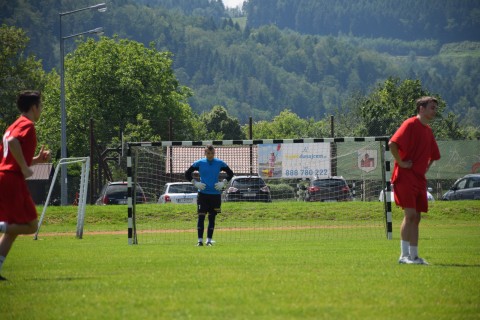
top-left (1, 201), bottom-right (479, 319)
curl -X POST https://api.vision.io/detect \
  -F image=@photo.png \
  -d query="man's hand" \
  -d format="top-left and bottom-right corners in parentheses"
top-left (191, 179), bottom-right (206, 190)
top-left (398, 159), bottom-right (413, 169)
top-left (33, 145), bottom-right (51, 164)
top-left (214, 179), bottom-right (227, 191)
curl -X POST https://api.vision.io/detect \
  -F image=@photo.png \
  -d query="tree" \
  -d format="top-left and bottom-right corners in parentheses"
top-left (247, 109), bottom-right (329, 139)
top-left (37, 36), bottom-right (197, 157)
top-left (0, 24), bottom-right (47, 132)
top-left (357, 77), bottom-right (465, 139)
top-left (200, 105), bottom-right (245, 139)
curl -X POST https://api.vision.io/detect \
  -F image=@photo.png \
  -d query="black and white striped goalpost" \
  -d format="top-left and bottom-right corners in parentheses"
top-left (126, 136), bottom-right (393, 245)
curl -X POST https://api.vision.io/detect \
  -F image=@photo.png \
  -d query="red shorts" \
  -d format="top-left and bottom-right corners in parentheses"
top-left (392, 170), bottom-right (428, 213)
top-left (0, 171), bottom-right (38, 224)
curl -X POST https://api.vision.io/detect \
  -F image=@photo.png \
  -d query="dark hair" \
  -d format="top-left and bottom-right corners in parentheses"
top-left (416, 96), bottom-right (437, 112)
top-left (205, 144), bottom-right (215, 152)
top-left (17, 90), bottom-right (41, 113)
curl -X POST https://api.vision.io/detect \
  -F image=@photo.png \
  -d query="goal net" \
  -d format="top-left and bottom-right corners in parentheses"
top-left (127, 138), bottom-right (392, 245)
top-left (34, 157), bottom-right (90, 240)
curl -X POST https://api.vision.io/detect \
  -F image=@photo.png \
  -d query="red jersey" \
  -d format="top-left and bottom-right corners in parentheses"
top-left (390, 116), bottom-right (440, 183)
top-left (0, 115), bottom-right (37, 172)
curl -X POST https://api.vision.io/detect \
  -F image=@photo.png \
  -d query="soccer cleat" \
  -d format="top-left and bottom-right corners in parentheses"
top-left (407, 256), bottom-right (429, 265)
top-left (0, 274), bottom-right (7, 281)
top-left (206, 242), bottom-right (213, 246)
top-left (398, 256), bottom-right (410, 264)
top-left (196, 242), bottom-right (203, 246)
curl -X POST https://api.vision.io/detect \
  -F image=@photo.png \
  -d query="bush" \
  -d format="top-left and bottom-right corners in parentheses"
top-left (268, 183), bottom-right (295, 200)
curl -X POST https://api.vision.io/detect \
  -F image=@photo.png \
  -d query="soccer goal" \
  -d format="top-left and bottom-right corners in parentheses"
top-left (127, 138), bottom-right (393, 245)
top-left (34, 157), bottom-right (90, 240)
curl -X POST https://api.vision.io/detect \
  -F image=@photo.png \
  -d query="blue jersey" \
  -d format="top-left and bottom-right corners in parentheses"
top-left (185, 158), bottom-right (234, 195)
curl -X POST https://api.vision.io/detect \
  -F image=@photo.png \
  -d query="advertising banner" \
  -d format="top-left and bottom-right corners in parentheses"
top-left (258, 143), bottom-right (330, 178)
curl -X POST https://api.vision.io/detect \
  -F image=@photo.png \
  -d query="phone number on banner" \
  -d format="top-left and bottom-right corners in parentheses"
top-left (284, 169), bottom-right (329, 177)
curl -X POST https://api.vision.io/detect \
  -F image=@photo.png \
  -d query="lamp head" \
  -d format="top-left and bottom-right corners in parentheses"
top-left (92, 27), bottom-right (104, 36)
top-left (93, 3), bottom-right (107, 12)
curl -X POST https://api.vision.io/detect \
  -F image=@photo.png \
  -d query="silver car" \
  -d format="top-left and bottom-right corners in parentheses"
top-left (442, 174), bottom-right (480, 200)
top-left (379, 185), bottom-right (434, 202)
top-left (158, 182), bottom-right (198, 204)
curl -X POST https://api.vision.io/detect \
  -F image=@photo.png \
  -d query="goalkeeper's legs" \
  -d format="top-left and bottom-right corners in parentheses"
top-left (207, 213), bottom-right (216, 240)
top-left (197, 213), bottom-right (206, 244)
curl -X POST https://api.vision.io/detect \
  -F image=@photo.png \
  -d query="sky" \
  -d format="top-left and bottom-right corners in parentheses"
top-left (222, 0), bottom-right (244, 8)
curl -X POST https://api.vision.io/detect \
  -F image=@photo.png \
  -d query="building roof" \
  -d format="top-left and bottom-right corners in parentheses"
top-left (26, 163), bottom-right (53, 181)
top-left (167, 146), bottom-right (258, 175)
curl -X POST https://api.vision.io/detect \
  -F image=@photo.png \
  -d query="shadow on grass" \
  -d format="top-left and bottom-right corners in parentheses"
top-left (29, 276), bottom-right (98, 281)
top-left (433, 263), bottom-right (480, 268)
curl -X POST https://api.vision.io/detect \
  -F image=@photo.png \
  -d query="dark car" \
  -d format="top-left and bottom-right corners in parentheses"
top-left (223, 176), bottom-right (272, 202)
top-left (442, 174), bottom-right (480, 200)
top-left (305, 176), bottom-right (353, 202)
top-left (95, 181), bottom-right (147, 205)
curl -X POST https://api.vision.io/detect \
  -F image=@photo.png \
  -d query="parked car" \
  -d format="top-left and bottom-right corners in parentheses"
top-left (95, 181), bottom-right (147, 205)
top-left (305, 176), bottom-right (353, 202)
top-left (223, 176), bottom-right (272, 202)
top-left (442, 174), bottom-right (480, 200)
top-left (158, 182), bottom-right (198, 204)
top-left (379, 185), bottom-right (434, 202)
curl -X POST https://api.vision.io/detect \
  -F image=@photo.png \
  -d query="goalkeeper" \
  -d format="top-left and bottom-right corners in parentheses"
top-left (185, 145), bottom-right (234, 246)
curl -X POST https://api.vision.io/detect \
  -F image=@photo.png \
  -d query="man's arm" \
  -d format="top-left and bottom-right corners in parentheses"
top-left (185, 165), bottom-right (196, 182)
top-left (7, 137), bottom-right (33, 178)
top-left (186, 165), bottom-right (206, 190)
top-left (214, 165), bottom-right (234, 191)
top-left (389, 141), bottom-right (412, 169)
top-left (222, 165), bottom-right (234, 181)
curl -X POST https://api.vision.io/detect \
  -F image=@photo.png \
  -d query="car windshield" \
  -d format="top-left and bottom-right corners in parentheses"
top-left (233, 178), bottom-right (265, 188)
top-left (312, 179), bottom-right (345, 188)
top-left (169, 184), bottom-right (197, 193)
top-left (106, 185), bottom-right (128, 197)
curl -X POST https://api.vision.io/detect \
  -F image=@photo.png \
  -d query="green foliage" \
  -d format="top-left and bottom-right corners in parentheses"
top-left (37, 36), bottom-right (196, 157)
top-left (35, 71), bottom-right (60, 154)
top-left (356, 77), bottom-right (466, 139)
top-left (0, 24), bottom-right (47, 132)
top-left (199, 105), bottom-right (246, 139)
top-left (247, 109), bottom-right (330, 139)
top-left (245, 0), bottom-right (480, 44)
top-left (2, 1), bottom-right (479, 141)
top-left (267, 183), bottom-right (295, 200)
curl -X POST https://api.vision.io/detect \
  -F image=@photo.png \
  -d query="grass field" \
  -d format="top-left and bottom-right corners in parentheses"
top-left (1, 201), bottom-right (479, 319)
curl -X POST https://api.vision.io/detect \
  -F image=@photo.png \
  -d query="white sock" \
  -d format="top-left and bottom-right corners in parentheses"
top-left (409, 246), bottom-right (418, 259)
top-left (207, 238), bottom-right (212, 243)
top-left (0, 222), bottom-right (7, 233)
top-left (0, 256), bottom-right (5, 273)
top-left (198, 238), bottom-right (203, 243)
top-left (401, 240), bottom-right (410, 257)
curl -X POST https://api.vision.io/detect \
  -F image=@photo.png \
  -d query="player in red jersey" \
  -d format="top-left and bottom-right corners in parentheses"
top-left (389, 96), bottom-right (441, 265)
top-left (0, 91), bottom-right (51, 281)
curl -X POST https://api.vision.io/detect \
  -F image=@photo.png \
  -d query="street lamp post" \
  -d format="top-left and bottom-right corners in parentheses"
top-left (59, 3), bottom-right (106, 205)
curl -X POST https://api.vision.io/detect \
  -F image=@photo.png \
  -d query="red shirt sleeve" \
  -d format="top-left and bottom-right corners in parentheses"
top-left (0, 116), bottom-right (37, 171)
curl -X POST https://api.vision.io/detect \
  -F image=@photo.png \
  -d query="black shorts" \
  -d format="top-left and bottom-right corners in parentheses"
top-left (197, 193), bottom-right (221, 215)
